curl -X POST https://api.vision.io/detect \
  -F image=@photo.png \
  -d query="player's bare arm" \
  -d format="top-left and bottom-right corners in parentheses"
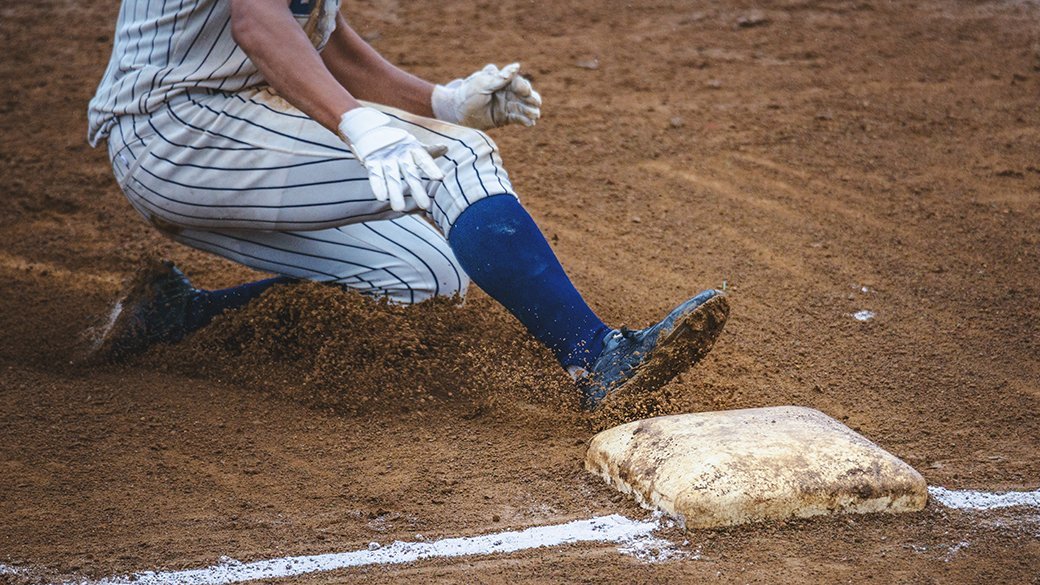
top-left (232, 0), bottom-right (446, 212)
top-left (320, 13), bottom-right (542, 129)
top-left (320, 13), bottom-right (437, 118)
top-left (229, 0), bottom-right (358, 132)
top-left (233, 2), bottom-right (541, 133)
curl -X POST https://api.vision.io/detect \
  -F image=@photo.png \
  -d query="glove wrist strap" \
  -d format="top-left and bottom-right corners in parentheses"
top-left (338, 107), bottom-right (403, 161)
top-left (431, 84), bottom-right (460, 124)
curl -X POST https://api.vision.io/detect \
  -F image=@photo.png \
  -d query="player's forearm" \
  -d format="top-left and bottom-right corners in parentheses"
top-left (230, 0), bottom-right (360, 132)
top-left (320, 14), bottom-right (435, 118)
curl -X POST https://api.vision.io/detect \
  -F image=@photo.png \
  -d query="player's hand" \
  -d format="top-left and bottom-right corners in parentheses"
top-left (431, 63), bottom-right (542, 130)
top-left (338, 107), bottom-right (446, 212)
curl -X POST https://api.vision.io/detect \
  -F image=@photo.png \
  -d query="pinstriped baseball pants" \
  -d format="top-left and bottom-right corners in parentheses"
top-left (105, 87), bottom-right (517, 304)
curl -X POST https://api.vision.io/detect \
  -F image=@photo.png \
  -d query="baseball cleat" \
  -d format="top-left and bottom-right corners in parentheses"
top-left (91, 259), bottom-right (198, 361)
top-left (577, 289), bottom-right (730, 411)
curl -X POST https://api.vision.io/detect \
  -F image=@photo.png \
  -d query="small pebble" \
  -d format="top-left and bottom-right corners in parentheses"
top-left (853, 310), bottom-right (875, 322)
top-left (575, 57), bottom-right (599, 70)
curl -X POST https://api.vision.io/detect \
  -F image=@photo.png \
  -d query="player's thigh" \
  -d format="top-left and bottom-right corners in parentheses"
top-left (172, 215), bottom-right (468, 305)
top-left (110, 88), bottom-right (398, 232)
top-left (108, 88), bottom-right (516, 236)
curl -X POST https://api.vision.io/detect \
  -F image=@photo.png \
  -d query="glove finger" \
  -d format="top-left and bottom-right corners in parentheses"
top-left (506, 112), bottom-right (537, 127)
top-left (523, 87), bottom-right (542, 108)
top-left (524, 106), bottom-right (542, 123)
top-left (503, 88), bottom-right (541, 111)
top-left (508, 74), bottom-right (534, 98)
top-left (415, 148), bottom-right (445, 181)
top-left (401, 160), bottom-right (431, 210)
top-left (397, 158), bottom-right (416, 195)
top-left (505, 100), bottom-right (541, 123)
top-left (399, 158), bottom-right (424, 200)
top-left (499, 63), bottom-right (520, 79)
top-left (383, 160), bottom-right (406, 212)
top-left (368, 162), bottom-right (389, 203)
top-left (479, 63), bottom-right (517, 93)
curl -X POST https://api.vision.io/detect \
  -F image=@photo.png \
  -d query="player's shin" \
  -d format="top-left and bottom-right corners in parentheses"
top-left (447, 194), bottom-right (611, 376)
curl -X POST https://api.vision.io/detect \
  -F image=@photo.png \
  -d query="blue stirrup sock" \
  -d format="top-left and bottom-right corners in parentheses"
top-left (448, 194), bottom-right (612, 372)
top-left (184, 276), bottom-right (295, 333)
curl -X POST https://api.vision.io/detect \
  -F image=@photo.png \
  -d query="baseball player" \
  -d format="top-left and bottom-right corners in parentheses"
top-left (89, 0), bottom-right (730, 409)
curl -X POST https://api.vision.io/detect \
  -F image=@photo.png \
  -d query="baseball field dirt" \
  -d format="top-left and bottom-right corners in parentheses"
top-left (2, 0), bottom-right (1039, 583)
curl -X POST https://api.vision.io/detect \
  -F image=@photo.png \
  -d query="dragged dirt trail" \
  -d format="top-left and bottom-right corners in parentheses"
top-left (2, 0), bottom-right (1039, 583)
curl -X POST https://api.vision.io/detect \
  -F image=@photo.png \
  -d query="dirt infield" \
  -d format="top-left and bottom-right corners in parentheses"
top-left (2, 0), bottom-right (1039, 583)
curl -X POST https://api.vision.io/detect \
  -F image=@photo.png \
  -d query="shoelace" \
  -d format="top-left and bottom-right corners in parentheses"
top-left (618, 327), bottom-right (641, 341)
top-left (601, 327), bottom-right (644, 358)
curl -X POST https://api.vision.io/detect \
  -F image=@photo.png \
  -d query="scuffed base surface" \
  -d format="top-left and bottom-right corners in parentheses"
top-left (586, 407), bottom-right (927, 528)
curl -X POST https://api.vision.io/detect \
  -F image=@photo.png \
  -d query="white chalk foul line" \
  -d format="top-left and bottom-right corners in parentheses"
top-left (929, 486), bottom-right (1040, 510)
top-left (16, 487), bottom-right (1034, 585)
top-left (64, 514), bottom-right (666, 585)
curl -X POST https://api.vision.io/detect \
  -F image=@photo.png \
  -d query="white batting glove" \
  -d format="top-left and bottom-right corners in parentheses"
top-left (431, 63), bottom-right (542, 130)
top-left (338, 107), bottom-right (446, 212)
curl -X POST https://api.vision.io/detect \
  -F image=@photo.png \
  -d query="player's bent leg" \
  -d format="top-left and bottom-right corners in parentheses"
top-left (171, 215), bottom-right (468, 305)
top-left (106, 88), bottom-right (513, 237)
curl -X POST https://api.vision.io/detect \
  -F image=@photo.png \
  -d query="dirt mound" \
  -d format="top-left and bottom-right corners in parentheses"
top-left (124, 278), bottom-right (734, 432)
top-left (147, 283), bottom-right (581, 419)
top-left (137, 281), bottom-right (734, 429)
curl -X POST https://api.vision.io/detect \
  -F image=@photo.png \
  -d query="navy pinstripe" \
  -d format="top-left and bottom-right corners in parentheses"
top-left (147, 152), bottom-right (342, 172)
top-left (184, 92), bottom-right (351, 154)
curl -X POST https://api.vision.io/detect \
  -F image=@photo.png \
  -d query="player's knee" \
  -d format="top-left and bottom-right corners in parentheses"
top-left (430, 127), bottom-right (514, 234)
top-left (448, 126), bottom-right (499, 164)
top-left (472, 128), bottom-right (498, 155)
top-left (441, 127), bottom-right (508, 196)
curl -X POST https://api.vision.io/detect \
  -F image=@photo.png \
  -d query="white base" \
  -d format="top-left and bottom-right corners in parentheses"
top-left (586, 406), bottom-right (928, 529)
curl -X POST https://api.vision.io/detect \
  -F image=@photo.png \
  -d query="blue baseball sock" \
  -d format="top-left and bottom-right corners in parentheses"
top-left (184, 276), bottom-right (296, 333)
top-left (448, 194), bottom-right (612, 373)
